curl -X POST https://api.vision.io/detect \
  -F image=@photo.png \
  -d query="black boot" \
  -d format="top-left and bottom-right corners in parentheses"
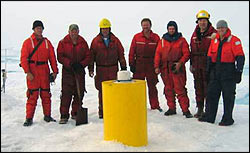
top-left (59, 114), bottom-right (69, 124)
top-left (23, 118), bottom-right (33, 126)
top-left (194, 102), bottom-right (204, 118)
top-left (198, 116), bottom-right (207, 122)
top-left (44, 116), bottom-right (56, 122)
top-left (164, 109), bottom-right (177, 116)
top-left (219, 118), bottom-right (234, 126)
top-left (156, 108), bottom-right (163, 112)
top-left (198, 116), bottom-right (214, 123)
top-left (183, 110), bottom-right (193, 118)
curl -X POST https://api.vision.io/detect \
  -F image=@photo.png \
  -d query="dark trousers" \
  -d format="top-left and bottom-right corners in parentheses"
top-left (205, 78), bottom-right (236, 123)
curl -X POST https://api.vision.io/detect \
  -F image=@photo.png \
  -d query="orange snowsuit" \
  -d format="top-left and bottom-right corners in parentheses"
top-left (20, 33), bottom-right (58, 119)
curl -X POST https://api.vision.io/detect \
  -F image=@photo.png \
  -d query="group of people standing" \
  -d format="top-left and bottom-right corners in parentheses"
top-left (20, 10), bottom-right (245, 127)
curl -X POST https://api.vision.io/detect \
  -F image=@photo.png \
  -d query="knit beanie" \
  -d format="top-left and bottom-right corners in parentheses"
top-left (69, 24), bottom-right (79, 31)
top-left (216, 20), bottom-right (228, 29)
top-left (32, 20), bottom-right (44, 30)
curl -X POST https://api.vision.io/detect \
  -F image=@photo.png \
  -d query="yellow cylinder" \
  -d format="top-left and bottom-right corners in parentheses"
top-left (102, 79), bottom-right (147, 147)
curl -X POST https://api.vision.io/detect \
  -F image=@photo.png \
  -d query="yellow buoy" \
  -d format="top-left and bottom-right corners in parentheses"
top-left (102, 79), bottom-right (147, 147)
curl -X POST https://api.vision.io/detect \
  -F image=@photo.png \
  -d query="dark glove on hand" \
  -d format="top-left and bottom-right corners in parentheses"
top-left (130, 65), bottom-right (136, 73)
top-left (49, 73), bottom-right (55, 83)
top-left (171, 63), bottom-right (178, 74)
top-left (235, 71), bottom-right (242, 84)
top-left (121, 66), bottom-right (127, 71)
top-left (72, 63), bottom-right (82, 72)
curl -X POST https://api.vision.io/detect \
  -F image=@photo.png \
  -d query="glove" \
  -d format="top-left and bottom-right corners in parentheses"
top-left (171, 63), bottom-right (178, 74)
top-left (49, 73), bottom-right (55, 83)
top-left (130, 65), bottom-right (136, 73)
top-left (235, 71), bottom-right (242, 84)
top-left (71, 63), bottom-right (82, 72)
top-left (121, 66), bottom-right (127, 71)
top-left (171, 62), bottom-right (182, 74)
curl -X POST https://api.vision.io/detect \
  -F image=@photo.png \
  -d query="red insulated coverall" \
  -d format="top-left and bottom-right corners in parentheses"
top-left (154, 36), bottom-right (190, 112)
top-left (129, 31), bottom-right (160, 109)
top-left (88, 33), bottom-right (127, 116)
top-left (20, 33), bottom-right (58, 119)
top-left (57, 34), bottom-right (91, 118)
top-left (208, 28), bottom-right (244, 63)
top-left (190, 24), bottom-right (217, 104)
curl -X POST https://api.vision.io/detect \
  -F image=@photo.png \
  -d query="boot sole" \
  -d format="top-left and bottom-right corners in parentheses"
top-left (59, 120), bottom-right (68, 124)
top-left (23, 123), bottom-right (32, 126)
top-left (164, 113), bottom-right (177, 116)
top-left (59, 122), bottom-right (68, 124)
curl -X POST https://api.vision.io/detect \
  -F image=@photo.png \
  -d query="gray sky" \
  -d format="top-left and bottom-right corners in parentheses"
top-left (1, 1), bottom-right (249, 52)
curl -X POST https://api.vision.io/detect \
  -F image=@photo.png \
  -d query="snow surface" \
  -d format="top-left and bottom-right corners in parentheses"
top-left (1, 50), bottom-right (249, 151)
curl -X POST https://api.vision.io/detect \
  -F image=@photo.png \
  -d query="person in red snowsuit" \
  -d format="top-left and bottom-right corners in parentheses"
top-left (190, 10), bottom-right (217, 118)
top-left (154, 21), bottom-right (193, 118)
top-left (198, 20), bottom-right (245, 126)
top-left (129, 18), bottom-right (162, 112)
top-left (20, 20), bottom-right (58, 126)
top-left (88, 18), bottom-right (127, 119)
top-left (57, 24), bottom-right (91, 124)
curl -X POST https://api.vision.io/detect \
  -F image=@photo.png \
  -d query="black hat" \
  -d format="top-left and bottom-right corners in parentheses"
top-left (167, 21), bottom-right (178, 32)
top-left (32, 20), bottom-right (44, 30)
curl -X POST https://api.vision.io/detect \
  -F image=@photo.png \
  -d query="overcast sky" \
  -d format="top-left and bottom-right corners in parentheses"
top-left (1, 1), bottom-right (249, 52)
